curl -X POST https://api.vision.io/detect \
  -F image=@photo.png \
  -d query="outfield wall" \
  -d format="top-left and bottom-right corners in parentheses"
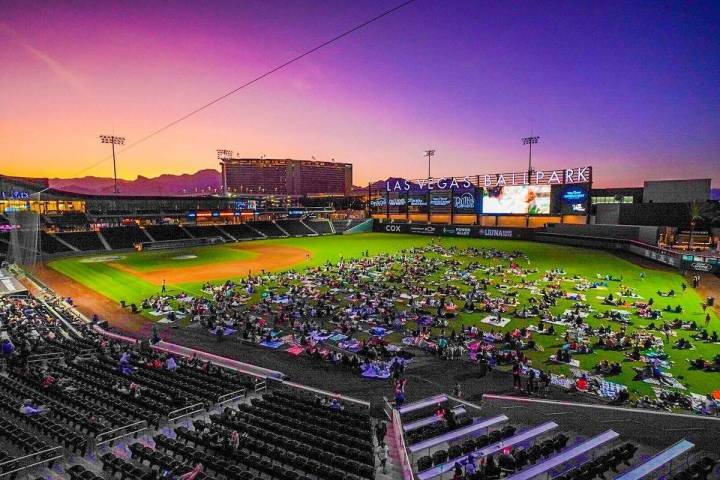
top-left (373, 220), bottom-right (720, 273)
top-left (372, 220), bottom-right (534, 240)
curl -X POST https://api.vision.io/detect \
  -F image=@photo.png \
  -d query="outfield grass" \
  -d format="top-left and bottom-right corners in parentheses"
top-left (48, 233), bottom-right (719, 397)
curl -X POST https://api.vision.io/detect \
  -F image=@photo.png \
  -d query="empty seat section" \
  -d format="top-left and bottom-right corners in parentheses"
top-left (40, 232), bottom-right (73, 254)
top-left (220, 223), bottom-right (261, 240)
top-left (184, 225), bottom-right (230, 239)
top-left (247, 221), bottom-right (285, 237)
top-left (146, 224), bottom-right (191, 241)
top-left (307, 219), bottom-right (333, 234)
top-left (55, 231), bottom-right (105, 251)
top-left (276, 219), bottom-right (314, 235)
top-left (100, 226), bottom-right (148, 249)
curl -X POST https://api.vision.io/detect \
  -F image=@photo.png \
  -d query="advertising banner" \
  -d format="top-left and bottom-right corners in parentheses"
top-left (558, 184), bottom-right (590, 214)
top-left (452, 189), bottom-right (482, 214)
top-left (374, 222), bottom-right (532, 239)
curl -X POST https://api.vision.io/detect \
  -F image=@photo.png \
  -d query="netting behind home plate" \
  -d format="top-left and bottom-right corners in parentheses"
top-left (7, 210), bottom-right (41, 267)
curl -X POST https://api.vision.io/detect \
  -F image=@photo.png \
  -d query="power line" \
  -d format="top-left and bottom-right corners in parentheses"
top-left (35, 0), bottom-right (418, 195)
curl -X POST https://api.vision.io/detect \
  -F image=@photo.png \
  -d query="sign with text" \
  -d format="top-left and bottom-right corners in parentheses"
top-left (384, 166), bottom-right (591, 192)
top-left (374, 221), bottom-right (533, 239)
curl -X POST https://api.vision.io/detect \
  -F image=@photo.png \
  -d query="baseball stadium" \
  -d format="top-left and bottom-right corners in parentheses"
top-left (1, 162), bottom-right (719, 480)
top-left (3, 2), bottom-right (720, 480)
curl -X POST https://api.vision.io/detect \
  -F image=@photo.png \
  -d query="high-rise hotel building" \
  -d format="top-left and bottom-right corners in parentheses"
top-left (220, 158), bottom-right (352, 196)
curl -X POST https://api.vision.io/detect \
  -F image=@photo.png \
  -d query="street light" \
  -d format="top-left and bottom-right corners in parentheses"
top-left (521, 136), bottom-right (539, 181)
top-left (217, 150), bottom-right (233, 196)
top-left (424, 149), bottom-right (435, 179)
top-left (99, 135), bottom-right (125, 194)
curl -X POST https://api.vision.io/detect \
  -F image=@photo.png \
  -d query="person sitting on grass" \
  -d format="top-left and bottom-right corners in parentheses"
top-left (608, 388), bottom-right (629, 406)
top-left (689, 356), bottom-right (720, 372)
top-left (554, 348), bottom-right (572, 363)
top-left (673, 337), bottom-right (692, 349)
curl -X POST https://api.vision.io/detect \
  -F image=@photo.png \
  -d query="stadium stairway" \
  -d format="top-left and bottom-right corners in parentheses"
top-left (178, 224), bottom-right (195, 238)
top-left (49, 233), bottom-right (80, 252)
top-left (141, 228), bottom-right (156, 242)
top-left (273, 220), bottom-right (290, 237)
top-left (300, 219), bottom-right (319, 235)
top-left (245, 223), bottom-right (267, 238)
top-left (217, 226), bottom-right (238, 241)
top-left (382, 417), bottom-right (407, 480)
top-left (96, 231), bottom-right (112, 251)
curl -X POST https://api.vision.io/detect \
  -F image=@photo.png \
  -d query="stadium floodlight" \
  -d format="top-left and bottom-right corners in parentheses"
top-left (521, 136), bottom-right (539, 181)
top-left (424, 149), bottom-right (436, 179)
top-left (216, 149), bottom-right (234, 160)
top-left (99, 135), bottom-right (126, 194)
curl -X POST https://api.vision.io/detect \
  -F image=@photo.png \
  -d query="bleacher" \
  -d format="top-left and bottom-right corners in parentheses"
top-left (0, 291), bottom-right (377, 480)
top-left (248, 221), bottom-right (286, 237)
top-left (276, 219), bottom-right (316, 236)
top-left (396, 394), bottom-right (718, 480)
top-left (219, 223), bottom-right (261, 240)
top-left (54, 231), bottom-right (105, 251)
top-left (307, 218), bottom-right (333, 234)
top-left (100, 226), bottom-right (149, 249)
top-left (145, 224), bottom-right (191, 242)
top-left (184, 225), bottom-right (231, 240)
top-left (0, 291), bottom-right (274, 480)
top-left (207, 390), bottom-right (374, 480)
top-left (40, 232), bottom-right (73, 254)
top-left (333, 218), bottom-right (365, 233)
top-left (0, 217), bottom-right (368, 257)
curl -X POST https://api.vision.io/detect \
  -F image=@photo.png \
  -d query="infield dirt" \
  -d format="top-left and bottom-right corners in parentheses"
top-left (108, 244), bottom-right (311, 285)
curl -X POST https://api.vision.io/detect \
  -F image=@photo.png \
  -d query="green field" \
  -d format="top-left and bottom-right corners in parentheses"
top-left (49, 233), bottom-right (719, 397)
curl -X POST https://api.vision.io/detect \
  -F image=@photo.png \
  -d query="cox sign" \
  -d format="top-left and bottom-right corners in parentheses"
top-left (385, 224), bottom-right (402, 232)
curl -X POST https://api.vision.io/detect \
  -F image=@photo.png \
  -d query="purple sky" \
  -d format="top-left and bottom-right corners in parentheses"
top-left (1, 0), bottom-right (719, 187)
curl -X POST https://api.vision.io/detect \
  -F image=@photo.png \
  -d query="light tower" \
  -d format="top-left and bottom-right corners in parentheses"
top-left (99, 135), bottom-right (126, 194)
top-left (217, 149), bottom-right (234, 196)
top-left (424, 149), bottom-right (435, 179)
top-left (521, 136), bottom-right (539, 183)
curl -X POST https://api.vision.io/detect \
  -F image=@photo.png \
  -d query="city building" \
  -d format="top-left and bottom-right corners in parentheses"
top-left (220, 158), bottom-right (352, 196)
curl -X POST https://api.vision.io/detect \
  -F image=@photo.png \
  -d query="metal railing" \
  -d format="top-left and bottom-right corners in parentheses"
top-left (270, 377), bottom-right (371, 410)
top-left (95, 420), bottom-right (148, 447)
top-left (0, 446), bottom-right (63, 478)
top-left (216, 388), bottom-right (246, 406)
top-left (167, 402), bottom-right (205, 422)
top-left (26, 351), bottom-right (64, 363)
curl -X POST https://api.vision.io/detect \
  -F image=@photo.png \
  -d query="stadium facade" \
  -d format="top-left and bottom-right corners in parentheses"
top-left (368, 166), bottom-right (594, 228)
top-left (220, 157), bottom-right (353, 196)
top-left (0, 174), bottom-right (344, 226)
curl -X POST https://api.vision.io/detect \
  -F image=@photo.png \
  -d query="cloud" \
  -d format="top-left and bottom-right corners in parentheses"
top-left (0, 21), bottom-right (83, 90)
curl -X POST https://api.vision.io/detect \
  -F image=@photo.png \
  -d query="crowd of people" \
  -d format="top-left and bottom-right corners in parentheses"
top-left (126, 241), bottom-right (720, 415)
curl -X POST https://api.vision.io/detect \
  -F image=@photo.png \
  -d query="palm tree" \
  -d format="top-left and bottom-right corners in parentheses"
top-left (687, 201), bottom-right (703, 251)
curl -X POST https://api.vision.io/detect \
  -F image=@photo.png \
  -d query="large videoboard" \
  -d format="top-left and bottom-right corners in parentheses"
top-left (482, 185), bottom-right (551, 214)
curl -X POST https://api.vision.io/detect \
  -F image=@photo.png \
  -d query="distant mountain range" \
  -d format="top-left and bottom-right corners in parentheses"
top-left (50, 169), bottom-right (221, 196)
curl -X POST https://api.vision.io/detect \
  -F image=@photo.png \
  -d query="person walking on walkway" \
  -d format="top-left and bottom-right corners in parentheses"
top-left (375, 420), bottom-right (387, 444)
top-left (376, 442), bottom-right (389, 474)
top-left (512, 361), bottom-right (522, 389)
